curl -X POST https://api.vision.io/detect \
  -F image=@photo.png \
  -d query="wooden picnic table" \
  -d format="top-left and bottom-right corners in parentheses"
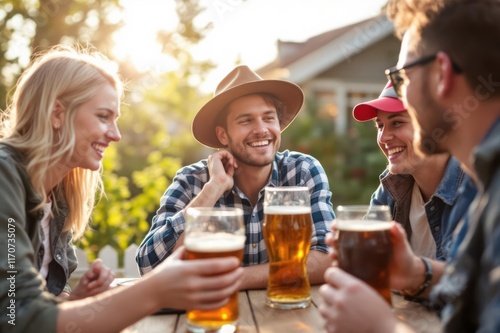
top-left (118, 281), bottom-right (442, 333)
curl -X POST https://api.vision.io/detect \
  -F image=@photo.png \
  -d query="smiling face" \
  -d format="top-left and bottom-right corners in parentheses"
top-left (68, 83), bottom-right (121, 171)
top-left (216, 94), bottom-right (281, 167)
top-left (375, 110), bottom-right (426, 175)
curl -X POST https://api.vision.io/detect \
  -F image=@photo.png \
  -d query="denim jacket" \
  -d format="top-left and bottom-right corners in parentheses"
top-left (371, 157), bottom-right (476, 260)
top-left (433, 117), bottom-right (500, 332)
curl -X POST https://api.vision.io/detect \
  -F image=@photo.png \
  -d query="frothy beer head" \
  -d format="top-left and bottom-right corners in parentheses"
top-left (264, 206), bottom-right (311, 215)
top-left (336, 220), bottom-right (391, 231)
top-left (185, 233), bottom-right (245, 252)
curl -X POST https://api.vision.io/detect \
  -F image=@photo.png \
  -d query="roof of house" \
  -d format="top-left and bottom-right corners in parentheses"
top-left (257, 13), bottom-right (395, 83)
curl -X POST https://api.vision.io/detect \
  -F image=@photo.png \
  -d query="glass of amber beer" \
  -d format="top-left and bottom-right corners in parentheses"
top-left (263, 186), bottom-right (312, 309)
top-left (334, 205), bottom-right (393, 305)
top-left (184, 207), bottom-right (246, 333)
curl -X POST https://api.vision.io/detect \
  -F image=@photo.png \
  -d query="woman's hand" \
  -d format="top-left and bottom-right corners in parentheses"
top-left (149, 246), bottom-right (244, 311)
top-left (68, 259), bottom-right (115, 300)
top-left (387, 223), bottom-right (424, 290)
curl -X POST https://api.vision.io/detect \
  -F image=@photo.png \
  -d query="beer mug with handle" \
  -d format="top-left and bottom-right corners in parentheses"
top-left (335, 205), bottom-right (393, 305)
top-left (263, 186), bottom-right (312, 309)
top-left (184, 207), bottom-right (246, 333)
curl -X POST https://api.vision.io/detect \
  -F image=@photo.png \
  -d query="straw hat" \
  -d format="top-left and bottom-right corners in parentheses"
top-left (192, 65), bottom-right (304, 148)
top-left (352, 81), bottom-right (405, 122)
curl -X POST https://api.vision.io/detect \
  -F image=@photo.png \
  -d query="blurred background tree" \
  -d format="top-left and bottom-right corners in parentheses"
top-left (281, 97), bottom-right (386, 207)
top-left (0, 0), bottom-right (122, 110)
top-left (0, 0), bottom-right (386, 263)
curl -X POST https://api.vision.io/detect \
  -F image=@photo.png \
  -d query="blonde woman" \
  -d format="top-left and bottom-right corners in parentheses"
top-left (1, 44), bottom-right (118, 300)
top-left (0, 46), bottom-right (243, 332)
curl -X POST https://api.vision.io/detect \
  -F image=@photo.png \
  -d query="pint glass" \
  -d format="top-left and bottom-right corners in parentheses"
top-left (335, 205), bottom-right (393, 305)
top-left (263, 186), bottom-right (312, 309)
top-left (184, 207), bottom-right (246, 333)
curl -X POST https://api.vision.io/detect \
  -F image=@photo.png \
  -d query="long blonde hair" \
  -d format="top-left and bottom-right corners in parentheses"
top-left (0, 45), bottom-right (123, 239)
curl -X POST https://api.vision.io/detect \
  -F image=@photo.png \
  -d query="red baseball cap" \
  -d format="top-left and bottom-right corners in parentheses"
top-left (352, 81), bottom-right (405, 122)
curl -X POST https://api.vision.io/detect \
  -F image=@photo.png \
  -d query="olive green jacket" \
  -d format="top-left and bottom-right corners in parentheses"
top-left (0, 144), bottom-right (66, 332)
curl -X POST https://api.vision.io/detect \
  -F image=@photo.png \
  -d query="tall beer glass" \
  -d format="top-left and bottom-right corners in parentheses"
top-left (263, 186), bottom-right (312, 309)
top-left (335, 205), bottom-right (393, 305)
top-left (184, 207), bottom-right (246, 333)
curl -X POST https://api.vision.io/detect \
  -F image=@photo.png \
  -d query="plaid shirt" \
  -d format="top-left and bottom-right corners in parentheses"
top-left (136, 150), bottom-right (335, 274)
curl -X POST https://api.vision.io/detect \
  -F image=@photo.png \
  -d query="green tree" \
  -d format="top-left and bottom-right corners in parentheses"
top-left (0, 0), bottom-right (216, 263)
top-left (78, 0), bottom-right (217, 262)
top-left (0, 0), bottom-right (123, 110)
top-left (77, 144), bottom-right (182, 264)
top-left (281, 97), bottom-right (387, 206)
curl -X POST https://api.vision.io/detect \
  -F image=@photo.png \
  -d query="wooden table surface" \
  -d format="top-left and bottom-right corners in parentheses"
top-left (119, 281), bottom-right (442, 333)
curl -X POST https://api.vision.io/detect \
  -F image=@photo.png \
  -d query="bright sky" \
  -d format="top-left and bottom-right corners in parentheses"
top-left (113, 0), bottom-right (388, 92)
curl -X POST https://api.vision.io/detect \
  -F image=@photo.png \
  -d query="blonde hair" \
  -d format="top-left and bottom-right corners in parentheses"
top-left (0, 45), bottom-right (123, 239)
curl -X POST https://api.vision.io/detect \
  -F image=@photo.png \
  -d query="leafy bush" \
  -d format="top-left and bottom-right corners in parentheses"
top-left (281, 97), bottom-right (387, 207)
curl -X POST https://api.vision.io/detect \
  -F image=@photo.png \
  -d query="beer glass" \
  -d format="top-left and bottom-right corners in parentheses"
top-left (263, 186), bottom-right (312, 309)
top-left (334, 205), bottom-right (393, 305)
top-left (184, 207), bottom-right (246, 333)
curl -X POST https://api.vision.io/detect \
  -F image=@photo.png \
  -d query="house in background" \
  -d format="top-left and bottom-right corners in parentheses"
top-left (258, 14), bottom-right (401, 134)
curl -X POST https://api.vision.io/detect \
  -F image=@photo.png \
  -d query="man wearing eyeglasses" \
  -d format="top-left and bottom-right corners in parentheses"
top-left (319, 0), bottom-right (500, 332)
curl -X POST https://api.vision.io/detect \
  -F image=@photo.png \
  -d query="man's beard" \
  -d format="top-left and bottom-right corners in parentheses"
top-left (230, 149), bottom-right (274, 167)
top-left (408, 85), bottom-right (453, 156)
top-left (226, 136), bottom-right (277, 168)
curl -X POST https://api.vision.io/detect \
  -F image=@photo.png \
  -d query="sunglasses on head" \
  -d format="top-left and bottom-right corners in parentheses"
top-left (385, 54), bottom-right (463, 97)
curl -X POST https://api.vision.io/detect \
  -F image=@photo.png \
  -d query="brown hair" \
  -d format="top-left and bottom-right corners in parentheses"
top-left (387, 0), bottom-right (500, 97)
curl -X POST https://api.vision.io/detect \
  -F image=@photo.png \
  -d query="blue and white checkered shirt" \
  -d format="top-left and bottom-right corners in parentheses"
top-left (136, 150), bottom-right (335, 274)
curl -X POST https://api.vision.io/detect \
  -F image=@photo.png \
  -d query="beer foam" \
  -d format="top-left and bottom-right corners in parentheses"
top-left (264, 206), bottom-right (311, 215)
top-left (185, 234), bottom-right (246, 252)
top-left (336, 220), bottom-right (391, 231)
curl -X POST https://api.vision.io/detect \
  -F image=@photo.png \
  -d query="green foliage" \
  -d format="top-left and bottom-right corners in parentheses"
top-left (0, 0), bottom-right (123, 110)
top-left (76, 0), bottom-right (213, 261)
top-left (281, 97), bottom-right (387, 206)
top-left (76, 144), bottom-right (182, 264)
top-left (330, 122), bottom-right (388, 205)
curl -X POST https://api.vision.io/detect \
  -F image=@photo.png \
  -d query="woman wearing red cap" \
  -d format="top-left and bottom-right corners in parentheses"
top-left (351, 81), bottom-right (475, 262)
top-left (319, 82), bottom-right (477, 330)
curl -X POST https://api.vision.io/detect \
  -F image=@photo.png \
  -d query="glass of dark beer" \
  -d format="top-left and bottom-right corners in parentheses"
top-left (184, 207), bottom-right (246, 333)
top-left (334, 205), bottom-right (393, 305)
top-left (263, 186), bottom-right (312, 309)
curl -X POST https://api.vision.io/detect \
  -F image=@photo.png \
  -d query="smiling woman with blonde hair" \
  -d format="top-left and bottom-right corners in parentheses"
top-left (1, 45), bottom-right (122, 238)
top-left (1, 45), bottom-right (122, 299)
top-left (0, 45), bottom-right (244, 333)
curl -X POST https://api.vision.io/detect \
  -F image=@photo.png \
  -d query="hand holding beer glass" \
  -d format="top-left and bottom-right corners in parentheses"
top-left (263, 186), bottom-right (312, 309)
top-left (184, 207), bottom-right (246, 333)
top-left (334, 205), bottom-right (393, 304)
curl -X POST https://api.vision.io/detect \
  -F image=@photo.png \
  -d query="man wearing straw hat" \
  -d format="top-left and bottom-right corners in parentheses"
top-left (136, 65), bottom-right (335, 289)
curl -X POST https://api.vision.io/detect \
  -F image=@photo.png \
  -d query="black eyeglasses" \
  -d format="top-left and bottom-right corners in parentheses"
top-left (385, 54), bottom-right (462, 97)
